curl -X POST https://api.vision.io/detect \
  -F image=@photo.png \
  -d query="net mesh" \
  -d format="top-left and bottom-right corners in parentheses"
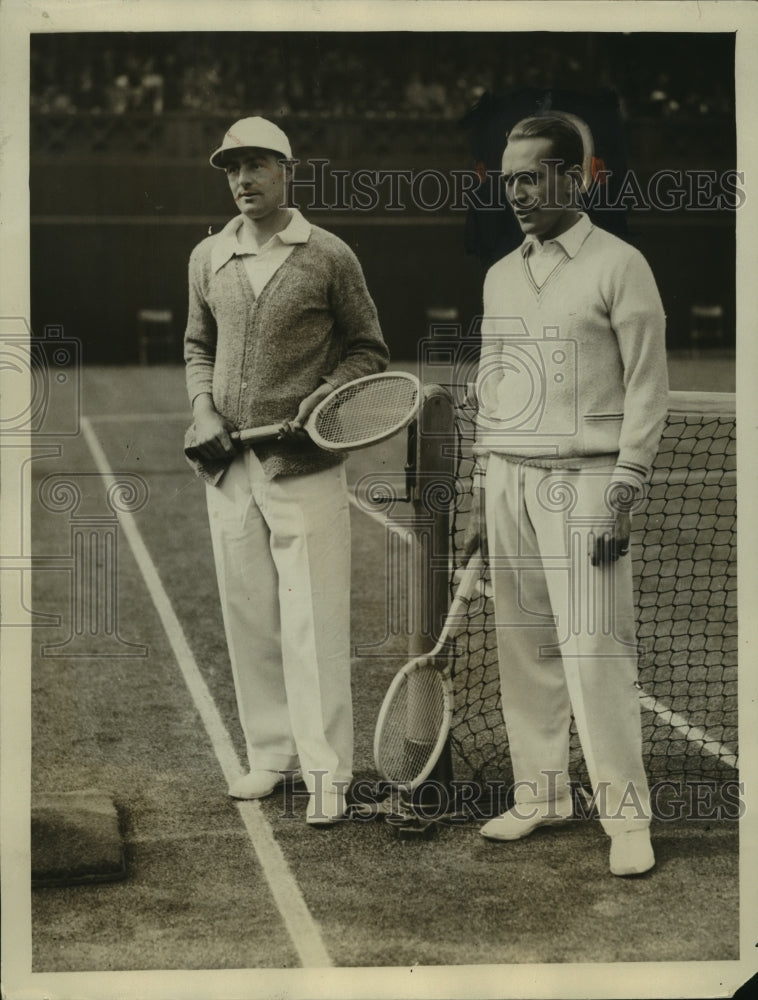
top-left (443, 391), bottom-right (737, 788)
top-left (375, 663), bottom-right (451, 785)
top-left (312, 374), bottom-right (418, 447)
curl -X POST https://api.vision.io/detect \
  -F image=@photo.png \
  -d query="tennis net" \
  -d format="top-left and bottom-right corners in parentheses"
top-left (443, 390), bottom-right (737, 788)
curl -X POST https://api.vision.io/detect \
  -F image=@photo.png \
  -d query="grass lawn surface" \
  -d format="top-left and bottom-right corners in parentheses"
top-left (28, 359), bottom-right (739, 974)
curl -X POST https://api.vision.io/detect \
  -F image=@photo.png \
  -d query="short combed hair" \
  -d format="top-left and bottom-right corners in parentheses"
top-left (506, 115), bottom-right (585, 173)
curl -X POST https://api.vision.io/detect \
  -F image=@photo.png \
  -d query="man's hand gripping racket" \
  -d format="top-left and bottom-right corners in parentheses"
top-left (373, 552), bottom-right (485, 791)
top-left (185, 371), bottom-right (420, 461)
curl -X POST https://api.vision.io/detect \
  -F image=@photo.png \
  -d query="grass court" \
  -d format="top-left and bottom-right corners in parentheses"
top-left (29, 356), bottom-right (738, 975)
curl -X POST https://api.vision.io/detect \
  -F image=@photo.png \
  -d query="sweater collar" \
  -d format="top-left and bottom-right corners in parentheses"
top-left (520, 212), bottom-right (593, 260)
top-left (211, 209), bottom-right (311, 272)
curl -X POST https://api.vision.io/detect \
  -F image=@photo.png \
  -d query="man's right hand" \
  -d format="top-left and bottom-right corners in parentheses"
top-left (191, 395), bottom-right (236, 461)
top-left (462, 485), bottom-right (488, 558)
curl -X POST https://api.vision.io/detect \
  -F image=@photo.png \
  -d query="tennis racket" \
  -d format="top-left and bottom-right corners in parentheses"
top-left (241, 371), bottom-right (420, 453)
top-left (374, 552), bottom-right (485, 790)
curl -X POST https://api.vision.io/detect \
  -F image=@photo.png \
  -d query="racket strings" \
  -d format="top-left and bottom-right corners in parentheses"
top-left (375, 664), bottom-right (449, 784)
top-left (312, 377), bottom-right (418, 446)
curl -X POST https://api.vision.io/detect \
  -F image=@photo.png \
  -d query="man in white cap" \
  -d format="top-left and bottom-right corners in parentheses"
top-left (184, 117), bottom-right (389, 824)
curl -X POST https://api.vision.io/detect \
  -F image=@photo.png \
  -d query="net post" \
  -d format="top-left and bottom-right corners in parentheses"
top-left (410, 383), bottom-right (457, 812)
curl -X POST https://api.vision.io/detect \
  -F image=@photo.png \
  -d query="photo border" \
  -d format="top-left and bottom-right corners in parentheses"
top-left (2, 2), bottom-right (756, 998)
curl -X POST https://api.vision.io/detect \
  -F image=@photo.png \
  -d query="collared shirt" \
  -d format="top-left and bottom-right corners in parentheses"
top-left (210, 209), bottom-right (312, 298)
top-left (185, 216), bottom-right (389, 482)
top-left (521, 212), bottom-right (593, 288)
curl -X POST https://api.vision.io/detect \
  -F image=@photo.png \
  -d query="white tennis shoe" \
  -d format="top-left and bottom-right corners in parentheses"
top-left (609, 829), bottom-right (655, 876)
top-left (227, 769), bottom-right (299, 800)
top-left (480, 799), bottom-right (574, 841)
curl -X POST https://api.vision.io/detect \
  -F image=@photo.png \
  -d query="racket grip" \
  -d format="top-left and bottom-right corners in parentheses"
top-left (452, 552), bottom-right (484, 603)
top-left (234, 423), bottom-right (286, 444)
top-left (435, 552), bottom-right (485, 647)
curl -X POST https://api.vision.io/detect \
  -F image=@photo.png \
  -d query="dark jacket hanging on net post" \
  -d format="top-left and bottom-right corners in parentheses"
top-left (460, 88), bottom-right (631, 272)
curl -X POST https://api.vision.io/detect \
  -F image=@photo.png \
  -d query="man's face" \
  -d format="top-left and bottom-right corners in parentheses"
top-left (501, 136), bottom-right (577, 242)
top-left (223, 147), bottom-right (287, 222)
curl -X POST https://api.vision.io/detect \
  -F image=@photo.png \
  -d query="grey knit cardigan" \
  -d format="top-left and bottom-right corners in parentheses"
top-left (184, 222), bottom-right (390, 482)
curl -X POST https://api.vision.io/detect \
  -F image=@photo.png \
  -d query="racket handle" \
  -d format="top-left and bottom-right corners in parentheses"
top-left (184, 423), bottom-right (283, 461)
top-left (234, 423), bottom-right (286, 444)
top-left (451, 552), bottom-right (484, 603)
top-left (435, 552), bottom-right (484, 647)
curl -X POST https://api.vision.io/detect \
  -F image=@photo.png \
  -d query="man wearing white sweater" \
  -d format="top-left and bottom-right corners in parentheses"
top-left (465, 115), bottom-right (668, 875)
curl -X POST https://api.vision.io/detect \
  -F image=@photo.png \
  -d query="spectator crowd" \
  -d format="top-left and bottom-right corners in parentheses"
top-left (30, 31), bottom-right (734, 121)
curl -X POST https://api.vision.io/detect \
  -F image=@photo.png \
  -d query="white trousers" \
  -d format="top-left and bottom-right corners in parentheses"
top-left (485, 456), bottom-right (650, 833)
top-left (205, 449), bottom-right (352, 793)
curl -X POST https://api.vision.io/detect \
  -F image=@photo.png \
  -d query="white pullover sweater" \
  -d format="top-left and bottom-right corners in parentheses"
top-left (475, 214), bottom-right (668, 488)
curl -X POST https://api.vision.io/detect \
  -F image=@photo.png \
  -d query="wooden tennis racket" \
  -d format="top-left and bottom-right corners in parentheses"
top-left (238, 371), bottom-right (421, 454)
top-left (185, 372), bottom-right (419, 461)
top-left (373, 552), bottom-right (485, 790)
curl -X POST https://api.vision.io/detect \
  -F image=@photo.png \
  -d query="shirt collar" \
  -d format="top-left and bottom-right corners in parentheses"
top-left (520, 212), bottom-right (593, 259)
top-left (211, 209), bottom-right (311, 272)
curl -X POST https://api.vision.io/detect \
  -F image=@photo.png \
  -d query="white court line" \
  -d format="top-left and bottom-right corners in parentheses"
top-left (638, 691), bottom-right (739, 771)
top-left (80, 416), bottom-right (333, 969)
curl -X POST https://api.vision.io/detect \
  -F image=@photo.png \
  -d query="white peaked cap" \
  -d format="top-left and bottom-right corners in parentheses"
top-left (210, 117), bottom-right (292, 168)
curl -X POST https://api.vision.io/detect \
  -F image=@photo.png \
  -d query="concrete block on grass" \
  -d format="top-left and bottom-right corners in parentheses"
top-left (32, 789), bottom-right (126, 887)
